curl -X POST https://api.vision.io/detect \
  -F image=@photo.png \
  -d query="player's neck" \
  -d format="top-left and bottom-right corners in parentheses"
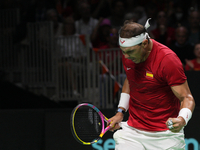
top-left (143, 40), bottom-right (153, 61)
top-left (148, 39), bottom-right (153, 52)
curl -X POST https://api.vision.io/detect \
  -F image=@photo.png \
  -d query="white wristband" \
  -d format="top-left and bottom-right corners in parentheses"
top-left (118, 93), bottom-right (130, 111)
top-left (178, 108), bottom-right (192, 126)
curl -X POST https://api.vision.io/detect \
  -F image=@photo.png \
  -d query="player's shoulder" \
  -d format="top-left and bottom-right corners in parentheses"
top-left (152, 39), bottom-right (176, 58)
top-left (151, 40), bottom-right (182, 69)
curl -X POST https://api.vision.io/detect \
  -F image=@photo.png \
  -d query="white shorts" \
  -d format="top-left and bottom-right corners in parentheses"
top-left (113, 122), bottom-right (185, 150)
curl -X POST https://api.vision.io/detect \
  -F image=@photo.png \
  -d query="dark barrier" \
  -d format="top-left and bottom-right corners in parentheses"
top-left (0, 108), bottom-right (199, 150)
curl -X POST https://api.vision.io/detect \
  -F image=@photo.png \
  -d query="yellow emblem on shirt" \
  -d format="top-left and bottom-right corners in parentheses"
top-left (146, 71), bottom-right (153, 79)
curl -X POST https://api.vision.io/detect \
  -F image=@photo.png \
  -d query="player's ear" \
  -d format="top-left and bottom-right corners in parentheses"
top-left (142, 39), bottom-right (148, 48)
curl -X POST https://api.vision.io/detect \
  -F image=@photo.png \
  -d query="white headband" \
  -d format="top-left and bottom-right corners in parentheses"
top-left (119, 18), bottom-right (151, 47)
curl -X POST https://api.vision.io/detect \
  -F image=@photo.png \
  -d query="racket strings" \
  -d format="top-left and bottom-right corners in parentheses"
top-left (73, 106), bottom-right (103, 142)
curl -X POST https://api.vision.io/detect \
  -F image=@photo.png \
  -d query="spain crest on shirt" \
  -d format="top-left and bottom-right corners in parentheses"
top-left (146, 71), bottom-right (153, 79)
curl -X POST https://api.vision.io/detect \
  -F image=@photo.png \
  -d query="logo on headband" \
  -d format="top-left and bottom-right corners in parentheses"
top-left (120, 40), bottom-right (125, 44)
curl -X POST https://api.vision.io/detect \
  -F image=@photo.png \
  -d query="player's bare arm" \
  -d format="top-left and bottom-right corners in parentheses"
top-left (120, 78), bottom-right (130, 94)
top-left (109, 78), bottom-right (130, 131)
top-left (166, 80), bottom-right (195, 132)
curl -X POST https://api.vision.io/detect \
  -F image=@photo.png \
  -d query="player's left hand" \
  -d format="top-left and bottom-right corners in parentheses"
top-left (165, 117), bottom-right (186, 133)
top-left (108, 112), bottom-right (124, 132)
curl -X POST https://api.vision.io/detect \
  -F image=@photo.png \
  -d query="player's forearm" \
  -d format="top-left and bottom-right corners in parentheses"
top-left (171, 80), bottom-right (195, 114)
top-left (117, 78), bottom-right (130, 111)
top-left (178, 94), bottom-right (195, 125)
top-left (122, 78), bottom-right (130, 94)
top-left (171, 80), bottom-right (195, 126)
top-left (180, 94), bottom-right (195, 113)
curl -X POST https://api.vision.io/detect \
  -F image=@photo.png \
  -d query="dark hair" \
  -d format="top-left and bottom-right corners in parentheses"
top-left (119, 20), bottom-right (149, 43)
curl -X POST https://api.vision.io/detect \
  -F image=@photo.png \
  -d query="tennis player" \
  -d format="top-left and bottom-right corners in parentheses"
top-left (109, 18), bottom-right (195, 150)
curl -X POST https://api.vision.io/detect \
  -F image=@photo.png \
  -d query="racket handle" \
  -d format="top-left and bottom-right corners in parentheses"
top-left (100, 125), bottom-right (112, 137)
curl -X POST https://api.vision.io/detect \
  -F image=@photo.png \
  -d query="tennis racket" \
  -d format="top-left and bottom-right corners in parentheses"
top-left (70, 103), bottom-right (112, 145)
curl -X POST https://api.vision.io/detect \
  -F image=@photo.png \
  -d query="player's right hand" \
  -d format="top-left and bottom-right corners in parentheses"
top-left (108, 112), bottom-right (124, 132)
top-left (166, 117), bottom-right (186, 133)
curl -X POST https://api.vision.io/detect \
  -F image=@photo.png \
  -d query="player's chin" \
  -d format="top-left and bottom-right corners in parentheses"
top-left (131, 58), bottom-right (140, 64)
top-left (128, 57), bottom-right (135, 61)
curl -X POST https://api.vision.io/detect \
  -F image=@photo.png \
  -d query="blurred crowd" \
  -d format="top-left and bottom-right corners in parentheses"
top-left (1, 0), bottom-right (200, 71)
